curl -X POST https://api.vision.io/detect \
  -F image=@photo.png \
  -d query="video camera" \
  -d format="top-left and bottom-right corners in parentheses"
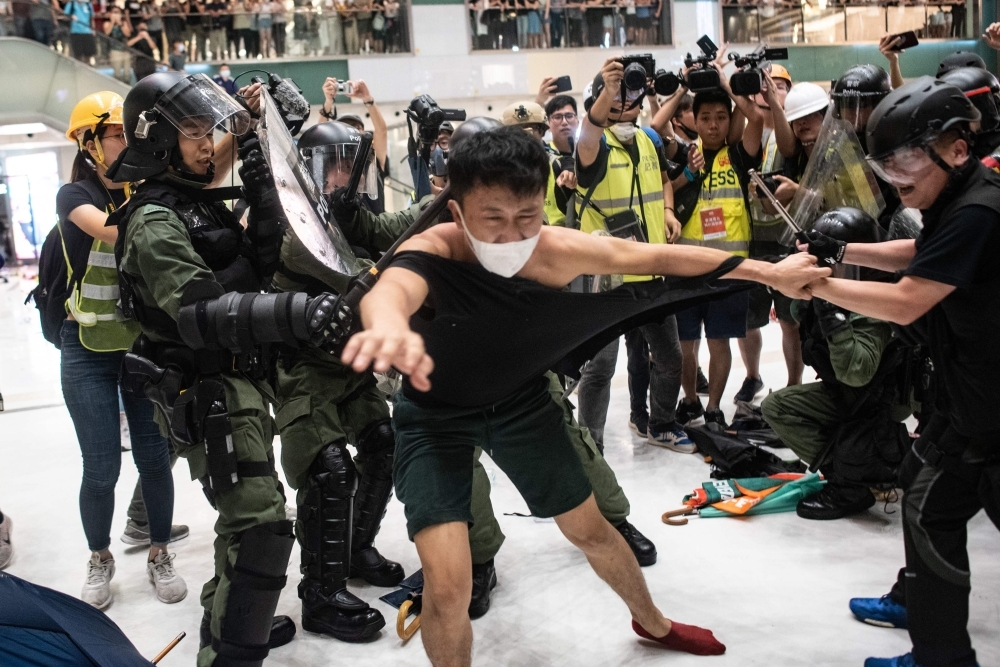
top-left (250, 73), bottom-right (310, 136)
top-left (682, 35), bottom-right (722, 93)
top-left (728, 45), bottom-right (789, 97)
top-left (405, 94), bottom-right (466, 159)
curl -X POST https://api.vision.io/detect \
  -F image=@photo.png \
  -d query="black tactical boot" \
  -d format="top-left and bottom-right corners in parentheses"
top-left (351, 420), bottom-right (405, 588)
top-left (199, 611), bottom-right (297, 651)
top-left (351, 545), bottom-right (405, 587)
top-left (796, 484), bottom-right (876, 520)
top-left (299, 443), bottom-right (386, 642)
top-left (615, 520), bottom-right (657, 567)
top-left (469, 559), bottom-right (497, 620)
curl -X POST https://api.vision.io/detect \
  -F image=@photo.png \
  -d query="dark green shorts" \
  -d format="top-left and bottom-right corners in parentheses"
top-left (392, 376), bottom-right (593, 540)
top-left (747, 284), bottom-right (795, 329)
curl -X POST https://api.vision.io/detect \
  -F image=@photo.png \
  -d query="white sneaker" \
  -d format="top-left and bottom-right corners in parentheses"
top-left (120, 411), bottom-right (132, 452)
top-left (147, 552), bottom-right (188, 604)
top-left (0, 513), bottom-right (13, 570)
top-left (82, 554), bottom-right (115, 610)
top-left (647, 423), bottom-right (698, 454)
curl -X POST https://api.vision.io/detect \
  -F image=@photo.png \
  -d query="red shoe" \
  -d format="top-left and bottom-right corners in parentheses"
top-left (632, 619), bottom-right (726, 656)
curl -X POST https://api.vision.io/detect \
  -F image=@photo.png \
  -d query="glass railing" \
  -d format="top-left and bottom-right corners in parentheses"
top-left (0, 0), bottom-right (411, 70)
top-left (467, 0), bottom-right (672, 50)
top-left (721, 0), bottom-right (977, 45)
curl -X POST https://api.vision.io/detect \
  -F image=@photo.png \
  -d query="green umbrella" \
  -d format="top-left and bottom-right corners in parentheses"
top-left (699, 473), bottom-right (825, 518)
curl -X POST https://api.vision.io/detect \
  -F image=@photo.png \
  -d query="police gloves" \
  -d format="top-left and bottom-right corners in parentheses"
top-left (813, 298), bottom-right (851, 340)
top-left (798, 231), bottom-right (846, 266)
top-left (327, 186), bottom-right (362, 227)
top-left (306, 293), bottom-right (356, 354)
top-left (238, 146), bottom-right (276, 207)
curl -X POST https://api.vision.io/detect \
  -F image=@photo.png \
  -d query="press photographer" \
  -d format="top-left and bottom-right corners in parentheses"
top-left (576, 55), bottom-right (690, 453)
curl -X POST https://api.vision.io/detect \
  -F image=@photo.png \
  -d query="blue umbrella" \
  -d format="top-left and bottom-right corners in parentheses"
top-left (0, 571), bottom-right (157, 667)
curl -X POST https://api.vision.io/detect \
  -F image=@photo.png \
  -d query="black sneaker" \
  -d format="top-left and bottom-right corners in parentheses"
top-left (675, 398), bottom-right (704, 426)
top-left (734, 376), bottom-right (765, 404)
top-left (628, 413), bottom-right (649, 437)
top-left (696, 367), bottom-right (710, 395)
top-left (703, 408), bottom-right (728, 432)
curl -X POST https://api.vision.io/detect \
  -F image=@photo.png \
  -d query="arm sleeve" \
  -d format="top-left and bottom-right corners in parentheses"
top-left (126, 205), bottom-right (218, 321)
top-left (575, 138), bottom-right (610, 190)
top-left (339, 196), bottom-right (426, 252)
top-left (828, 316), bottom-right (893, 388)
top-left (905, 205), bottom-right (1000, 288)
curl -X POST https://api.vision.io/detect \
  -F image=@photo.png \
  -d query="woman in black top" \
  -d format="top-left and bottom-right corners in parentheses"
top-left (57, 92), bottom-right (186, 611)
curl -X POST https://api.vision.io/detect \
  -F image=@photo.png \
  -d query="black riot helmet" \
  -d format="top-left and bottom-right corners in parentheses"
top-left (866, 77), bottom-right (979, 160)
top-left (831, 64), bottom-right (891, 138)
top-left (936, 51), bottom-right (987, 77)
top-left (938, 66), bottom-right (1000, 158)
top-left (812, 207), bottom-right (878, 244)
top-left (108, 72), bottom-right (251, 183)
top-left (297, 120), bottom-right (377, 197)
top-left (450, 116), bottom-right (502, 151)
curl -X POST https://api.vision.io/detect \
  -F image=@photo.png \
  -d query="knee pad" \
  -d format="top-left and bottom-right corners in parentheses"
top-left (355, 419), bottom-right (394, 478)
top-left (215, 520), bottom-right (295, 665)
top-left (298, 443), bottom-right (356, 586)
top-left (309, 442), bottom-right (358, 499)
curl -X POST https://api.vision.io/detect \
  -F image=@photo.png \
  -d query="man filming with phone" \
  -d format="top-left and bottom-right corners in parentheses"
top-left (576, 57), bottom-right (692, 453)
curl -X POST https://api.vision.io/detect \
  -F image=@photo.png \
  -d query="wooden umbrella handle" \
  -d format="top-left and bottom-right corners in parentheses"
top-left (152, 631), bottom-right (186, 664)
top-left (397, 600), bottom-right (422, 642)
top-left (661, 507), bottom-right (696, 526)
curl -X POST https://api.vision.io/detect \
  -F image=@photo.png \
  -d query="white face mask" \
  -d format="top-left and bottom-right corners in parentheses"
top-left (455, 203), bottom-right (540, 278)
top-left (219, 69), bottom-right (231, 79)
top-left (609, 122), bottom-right (638, 142)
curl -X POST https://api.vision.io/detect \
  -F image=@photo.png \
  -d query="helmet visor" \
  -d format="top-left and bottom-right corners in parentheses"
top-left (866, 145), bottom-right (939, 188)
top-left (832, 92), bottom-right (885, 133)
top-left (303, 143), bottom-right (379, 198)
top-left (156, 74), bottom-right (252, 139)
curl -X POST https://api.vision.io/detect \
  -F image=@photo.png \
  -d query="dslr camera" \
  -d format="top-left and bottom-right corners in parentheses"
top-left (619, 53), bottom-right (681, 97)
top-left (728, 45), bottom-right (789, 96)
top-left (405, 94), bottom-right (466, 158)
top-left (683, 35), bottom-right (721, 93)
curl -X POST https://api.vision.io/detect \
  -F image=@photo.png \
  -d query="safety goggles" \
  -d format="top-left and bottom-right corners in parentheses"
top-left (866, 144), bottom-right (940, 187)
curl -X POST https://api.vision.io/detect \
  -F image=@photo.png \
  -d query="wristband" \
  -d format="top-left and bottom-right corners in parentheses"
top-left (363, 99), bottom-right (375, 106)
top-left (664, 206), bottom-right (674, 212)
top-left (319, 107), bottom-right (336, 120)
top-left (683, 166), bottom-right (695, 182)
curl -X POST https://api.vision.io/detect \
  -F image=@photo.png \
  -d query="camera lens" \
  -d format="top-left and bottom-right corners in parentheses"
top-left (623, 62), bottom-right (647, 91)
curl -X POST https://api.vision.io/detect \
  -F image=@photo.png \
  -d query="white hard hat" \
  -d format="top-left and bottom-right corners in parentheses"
top-left (784, 82), bottom-right (829, 122)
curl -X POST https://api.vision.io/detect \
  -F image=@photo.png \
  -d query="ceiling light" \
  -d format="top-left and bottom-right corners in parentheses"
top-left (0, 123), bottom-right (49, 136)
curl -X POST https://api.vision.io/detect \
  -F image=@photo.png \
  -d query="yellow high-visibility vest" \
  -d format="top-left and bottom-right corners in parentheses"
top-left (680, 144), bottom-right (751, 257)
top-left (545, 153), bottom-right (566, 227)
top-left (576, 128), bottom-right (665, 282)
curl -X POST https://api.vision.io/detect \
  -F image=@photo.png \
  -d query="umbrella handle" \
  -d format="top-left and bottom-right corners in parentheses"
top-left (661, 507), bottom-right (696, 526)
top-left (151, 632), bottom-right (186, 664)
top-left (397, 599), bottom-right (422, 642)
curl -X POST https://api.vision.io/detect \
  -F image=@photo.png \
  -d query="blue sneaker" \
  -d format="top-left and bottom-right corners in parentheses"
top-left (849, 594), bottom-right (908, 629)
top-left (648, 422), bottom-right (697, 454)
top-left (864, 655), bottom-right (919, 667)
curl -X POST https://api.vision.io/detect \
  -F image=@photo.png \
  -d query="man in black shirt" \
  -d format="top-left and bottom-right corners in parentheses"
top-left (802, 77), bottom-right (1000, 667)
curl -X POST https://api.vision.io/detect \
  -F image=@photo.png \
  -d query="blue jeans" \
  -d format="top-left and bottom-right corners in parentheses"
top-left (60, 321), bottom-right (174, 551)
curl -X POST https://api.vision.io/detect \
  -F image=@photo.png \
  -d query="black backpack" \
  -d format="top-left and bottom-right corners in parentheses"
top-left (26, 221), bottom-right (88, 349)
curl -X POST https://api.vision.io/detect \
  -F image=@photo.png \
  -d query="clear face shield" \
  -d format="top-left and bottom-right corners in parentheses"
top-left (832, 93), bottom-right (885, 133)
top-left (302, 143), bottom-right (379, 199)
top-left (866, 144), bottom-right (941, 190)
top-left (156, 73), bottom-right (252, 139)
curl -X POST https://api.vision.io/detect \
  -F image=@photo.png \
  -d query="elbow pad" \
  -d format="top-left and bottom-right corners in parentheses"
top-left (177, 291), bottom-right (311, 353)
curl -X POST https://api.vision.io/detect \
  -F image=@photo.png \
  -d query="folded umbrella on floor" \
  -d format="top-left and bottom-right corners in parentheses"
top-left (0, 571), bottom-right (164, 666)
top-left (699, 473), bottom-right (826, 518)
top-left (380, 569), bottom-right (424, 642)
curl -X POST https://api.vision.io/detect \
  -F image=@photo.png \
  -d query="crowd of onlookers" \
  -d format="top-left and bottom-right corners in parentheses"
top-left (467, 0), bottom-right (667, 50)
top-left (0, 0), bottom-right (408, 82)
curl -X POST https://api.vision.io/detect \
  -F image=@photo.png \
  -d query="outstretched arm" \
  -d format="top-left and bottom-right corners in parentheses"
top-left (341, 266), bottom-right (435, 389)
top-left (808, 275), bottom-right (953, 325)
top-left (549, 227), bottom-right (830, 297)
top-left (578, 58), bottom-right (623, 169)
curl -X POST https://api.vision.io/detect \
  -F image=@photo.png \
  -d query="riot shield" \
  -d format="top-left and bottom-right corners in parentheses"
top-left (782, 109), bottom-right (885, 246)
top-left (257, 86), bottom-right (360, 276)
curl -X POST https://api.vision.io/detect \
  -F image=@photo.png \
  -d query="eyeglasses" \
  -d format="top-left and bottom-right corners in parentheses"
top-left (548, 112), bottom-right (577, 123)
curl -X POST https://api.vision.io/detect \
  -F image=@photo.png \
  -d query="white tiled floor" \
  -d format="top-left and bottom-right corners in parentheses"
top-left (2, 272), bottom-right (998, 667)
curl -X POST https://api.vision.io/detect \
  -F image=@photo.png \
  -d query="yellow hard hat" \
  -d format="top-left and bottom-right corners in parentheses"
top-left (66, 91), bottom-right (124, 145)
top-left (501, 101), bottom-right (547, 128)
top-left (769, 64), bottom-right (792, 85)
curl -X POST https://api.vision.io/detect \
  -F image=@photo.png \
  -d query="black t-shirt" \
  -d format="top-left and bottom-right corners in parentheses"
top-left (905, 201), bottom-right (1000, 434)
top-left (56, 178), bottom-right (126, 276)
top-left (132, 32), bottom-right (154, 56)
top-left (576, 129), bottom-right (671, 191)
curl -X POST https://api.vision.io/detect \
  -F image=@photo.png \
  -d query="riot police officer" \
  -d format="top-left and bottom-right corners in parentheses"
top-left (802, 76), bottom-right (1000, 667)
top-left (108, 71), bottom-right (350, 667)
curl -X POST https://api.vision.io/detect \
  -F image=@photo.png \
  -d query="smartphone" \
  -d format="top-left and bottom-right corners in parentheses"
top-left (888, 30), bottom-right (919, 51)
top-left (552, 75), bottom-right (572, 93)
